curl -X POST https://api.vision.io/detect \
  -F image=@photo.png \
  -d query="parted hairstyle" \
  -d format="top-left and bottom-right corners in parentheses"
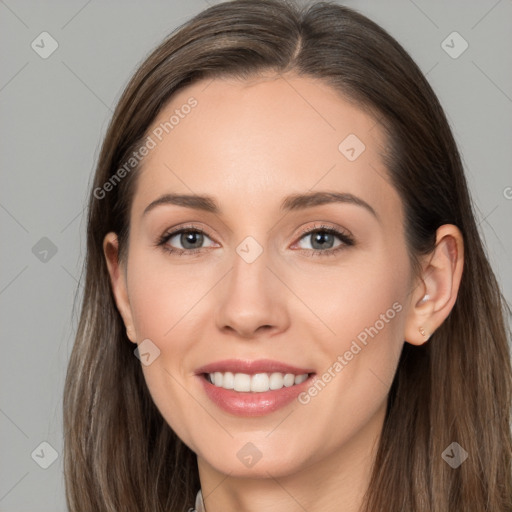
top-left (63, 0), bottom-right (512, 510)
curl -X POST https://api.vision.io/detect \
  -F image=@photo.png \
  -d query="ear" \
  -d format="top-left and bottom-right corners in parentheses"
top-left (103, 232), bottom-right (137, 344)
top-left (404, 224), bottom-right (464, 346)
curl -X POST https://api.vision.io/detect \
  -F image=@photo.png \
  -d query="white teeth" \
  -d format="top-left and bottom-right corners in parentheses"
top-left (283, 373), bottom-right (295, 387)
top-left (269, 372), bottom-right (284, 390)
top-left (207, 372), bottom-right (310, 392)
top-left (294, 373), bottom-right (308, 385)
top-left (222, 371), bottom-right (234, 389)
top-left (233, 373), bottom-right (251, 392)
top-left (213, 372), bottom-right (223, 387)
top-left (251, 373), bottom-right (269, 392)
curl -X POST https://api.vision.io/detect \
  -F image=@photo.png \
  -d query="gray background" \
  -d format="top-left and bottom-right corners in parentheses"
top-left (1, 0), bottom-right (511, 510)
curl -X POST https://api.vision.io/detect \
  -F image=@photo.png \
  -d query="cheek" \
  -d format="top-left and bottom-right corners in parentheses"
top-left (290, 276), bottom-right (406, 459)
top-left (126, 271), bottom-right (201, 446)
top-left (124, 251), bottom-right (219, 441)
top-left (298, 252), bottom-right (408, 410)
top-left (126, 249), bottom-right (211, 339)
top-left (293, 247), bottom-right (408, 344)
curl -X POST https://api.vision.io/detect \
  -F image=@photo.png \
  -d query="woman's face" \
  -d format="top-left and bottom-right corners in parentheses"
top-left (105, 73), bottom-right (423, 480)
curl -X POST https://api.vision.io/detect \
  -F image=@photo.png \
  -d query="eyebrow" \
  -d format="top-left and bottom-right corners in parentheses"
top-left (142, 191), bottom-right (378, 219)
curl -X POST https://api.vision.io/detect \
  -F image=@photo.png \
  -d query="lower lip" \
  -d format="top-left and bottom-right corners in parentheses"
top-left (198, 374), bottom-right (314, 417)
top-left (197, 374), bottom-right (315, 417)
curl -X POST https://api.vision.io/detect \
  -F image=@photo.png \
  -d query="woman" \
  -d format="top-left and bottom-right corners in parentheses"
top-left (63, 0), bottom-right (512, 510)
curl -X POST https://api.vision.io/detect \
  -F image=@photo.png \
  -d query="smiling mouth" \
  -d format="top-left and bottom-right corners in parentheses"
top-left (202, 371), bottom-right (315, 393)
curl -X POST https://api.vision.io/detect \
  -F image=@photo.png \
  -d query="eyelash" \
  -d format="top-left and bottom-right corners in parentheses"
top-left (155, 223), bottom-right (355, 258)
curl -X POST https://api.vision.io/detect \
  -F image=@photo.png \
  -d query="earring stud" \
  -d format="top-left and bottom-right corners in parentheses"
top-left (418, 326), bottom-right (430, 341)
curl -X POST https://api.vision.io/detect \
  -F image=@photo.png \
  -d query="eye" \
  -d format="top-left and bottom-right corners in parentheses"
top-left (293, 224), bottom-right (355, 257)
top-left (155, 225), bottom-right (217, 256)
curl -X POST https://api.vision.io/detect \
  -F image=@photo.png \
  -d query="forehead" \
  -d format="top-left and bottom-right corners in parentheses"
top-left (131, 73), bottom-right (399, 223)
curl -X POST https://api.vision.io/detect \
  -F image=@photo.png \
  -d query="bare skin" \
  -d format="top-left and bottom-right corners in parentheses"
top-left (103, 73), bottom-right (463, 512)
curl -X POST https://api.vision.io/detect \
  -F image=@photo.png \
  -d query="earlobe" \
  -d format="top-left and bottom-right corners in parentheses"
top-left (103, 232), bottom-right (138, 344)
top-left (404, 224), bottom-right (464, 346)
top-left (418, 325), bottom-right (430, 342)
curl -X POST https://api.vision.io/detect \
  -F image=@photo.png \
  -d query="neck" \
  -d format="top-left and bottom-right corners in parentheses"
top-left (196, 402), bottom-right (385, 512)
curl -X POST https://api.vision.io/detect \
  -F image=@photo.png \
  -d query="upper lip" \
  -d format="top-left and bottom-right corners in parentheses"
top-left (195, 359), bottom-right (315, 376)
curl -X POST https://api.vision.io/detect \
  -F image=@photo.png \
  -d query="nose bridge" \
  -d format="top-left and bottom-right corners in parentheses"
top-left (235, 234), bottom-right (266, 266)
top-left (214, 231), bottom-right (288, 336)
top-left (229, 233), bottom-right (273, 295)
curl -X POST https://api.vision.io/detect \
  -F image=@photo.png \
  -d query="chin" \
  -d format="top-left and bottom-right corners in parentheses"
top-left (197, 440), bottom-right (314, 479)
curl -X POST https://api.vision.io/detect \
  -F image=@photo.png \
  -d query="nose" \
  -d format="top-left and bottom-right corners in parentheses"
top-left (214, 241), bottom-right (289, 339)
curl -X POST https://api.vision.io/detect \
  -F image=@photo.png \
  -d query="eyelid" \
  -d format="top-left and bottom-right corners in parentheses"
top-left (291, 222), bottom-right (355, 251)
top-left (295, 222), bottom-right (353, 239)
top-left (157, 223), bottom-right (218, 245)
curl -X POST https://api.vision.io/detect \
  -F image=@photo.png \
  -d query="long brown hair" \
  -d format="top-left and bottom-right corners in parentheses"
top-left (63, 0), bottom-right (512, 510)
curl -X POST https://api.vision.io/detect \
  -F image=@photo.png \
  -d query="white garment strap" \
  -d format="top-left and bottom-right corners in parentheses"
top-left (192, 488), bottom-right (205, 512)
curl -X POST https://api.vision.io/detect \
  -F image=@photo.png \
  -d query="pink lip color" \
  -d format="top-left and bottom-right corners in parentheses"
top-left (195, 358), bottom-right (315, 375)
top-left (195, 359), bottom-right (315, 417)
top-left (197, 374), bottom-right (315, 416)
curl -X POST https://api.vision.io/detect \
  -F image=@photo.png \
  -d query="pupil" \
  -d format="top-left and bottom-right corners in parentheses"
top-left (312, 232), bottom-right (333, 250)
top-left (182, 231), bottom-right (202, 249)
